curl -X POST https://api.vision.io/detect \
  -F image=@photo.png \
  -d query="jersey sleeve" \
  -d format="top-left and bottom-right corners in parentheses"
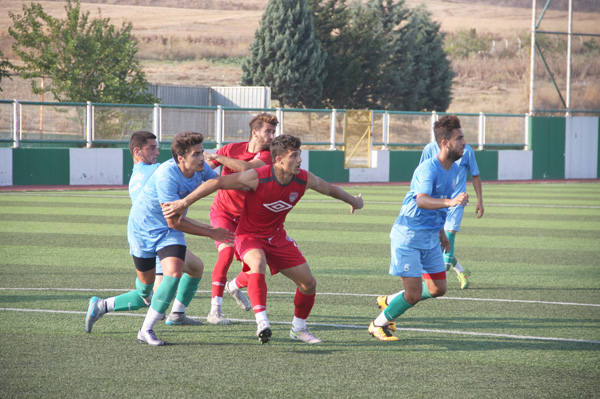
top-left (419, 143), bottom-right (437, 164)
top-left (467, 147), bottom-right (480, 177)
top-left (255, 150), bottom-right (272, 165)
top-left (155, 167), bottom-right (181, 204)
top-left (412, 162), bottom-right (436, 196)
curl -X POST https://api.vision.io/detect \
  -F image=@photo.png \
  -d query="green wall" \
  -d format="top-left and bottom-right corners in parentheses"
top-left (530, 116), bottom-right (566, 179)
top-left (13, 148), bottom-right (70, 185)
top-left (389, 151), bottom-right (422, 182)
top-left (309, 150), bottom-right (349, 182)
top-left (473, 151), bottom-right (498, 181)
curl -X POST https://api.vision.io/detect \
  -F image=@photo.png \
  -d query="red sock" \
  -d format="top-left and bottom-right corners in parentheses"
top-left (235, 270), bottom-right (249, 289)
top-left (293, 289), bottom-right (316, 319)
top-left (248, 273), bottom-right (267, 314)
top-left (211, 246), bottom-right (234, 298)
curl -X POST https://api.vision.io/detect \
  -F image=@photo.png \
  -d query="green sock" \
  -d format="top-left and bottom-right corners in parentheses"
top-left (421, 281), bottom-right (434, 300)
top-left (113, 290), bottom-right (147, 311)
top-left (175, 273), bottom-right (201, 308)
top-left (135, 277), bottom-right (153, 300)
top-left (443, 231), bottom-right (455, 266)
top-left (383, 292), bottom-right (414, 321)
top-left (151, 275), bottom-right (180, 314)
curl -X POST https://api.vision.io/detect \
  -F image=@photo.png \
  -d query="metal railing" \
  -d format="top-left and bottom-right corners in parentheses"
top-left (0, 99), bottom-right (530, 150)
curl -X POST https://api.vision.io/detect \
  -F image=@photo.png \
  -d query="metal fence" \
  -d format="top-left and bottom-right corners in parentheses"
top-left (0, 99), bottom-right (529, 151)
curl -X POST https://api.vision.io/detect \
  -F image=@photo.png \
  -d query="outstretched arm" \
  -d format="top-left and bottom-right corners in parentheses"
top-left (164, 213), bottom-right (235, 243)
top-left (205, 153), bottom-right (267, 173)
top-left (471, 175), bottom-right (484, 218)
top-left (306, 171), bottom-right (363, 213)
top-left (162, 169), bottom-right (259, 219)
top-left (416, 192), bottom-right (469, 210)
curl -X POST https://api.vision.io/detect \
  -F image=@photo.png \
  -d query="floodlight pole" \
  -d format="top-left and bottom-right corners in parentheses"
top-left (528, 0), bottom-right (537, 115)
top-left (566, 0), bottom-right (573, 116)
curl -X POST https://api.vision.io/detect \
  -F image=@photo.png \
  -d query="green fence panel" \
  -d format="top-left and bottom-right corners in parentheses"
top-left (309, 150), bottom-right (349, 183)
top-left (389, 151), bottom-right (422, 182)
top-left (473, 151), bottom-right (498, 181)
top-left (531, 117), bottom-right (565, 180)
top-left (13, 148), bottom-right (70, 185)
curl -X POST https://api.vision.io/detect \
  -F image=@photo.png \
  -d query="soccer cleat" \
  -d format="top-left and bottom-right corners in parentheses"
top-left (368, 321), bottom-right (399, 341)
top-left (256, 321), bottom-right (272, 344)
top-left (165, 312), bottom-right (203, 326)
top-left (225, 282), bottom-right (252, 311)
top-left (137, 329), bottom-right (164, 346)
top-left (206, 311), bottom-right (232, 325)
top-left (290, 328), bottom-right (322, 344)
top-left (457, 268), bottom-right (470, 289)
top-left (85, 296), bottom-right (106, 333)
top-left (375, 295), bottom-right (396, 332)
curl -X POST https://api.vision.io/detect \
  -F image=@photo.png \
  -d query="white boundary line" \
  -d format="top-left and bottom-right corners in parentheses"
top-left (0, 307), bottom-right (598, 344)
top-left (1, 287), bottom-right (599, 307)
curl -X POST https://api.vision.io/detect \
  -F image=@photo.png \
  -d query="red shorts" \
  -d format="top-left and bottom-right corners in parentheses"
top-left (209, 208), bottom-right (239, 248)
top-left (235, 233), bottom-right (306, 275)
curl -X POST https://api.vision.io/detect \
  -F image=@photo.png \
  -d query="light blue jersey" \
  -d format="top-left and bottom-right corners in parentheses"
top-left (127, 159), bottom-right (217, 258)
top-left (129, 162), bottom-right (160, 204)
top-left (420, 142), bottom-right (480, 197)
top-left (420, 142), bottom-right (479, 231)
top-left (390, 158), bottom-right (459, 250)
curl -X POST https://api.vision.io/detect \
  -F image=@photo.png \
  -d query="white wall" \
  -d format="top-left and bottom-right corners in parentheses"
top-left (0, 148), bottom-right (13, 186)
top-left (69, 148), bottom-right (123, 185)
top-left (565, 117), bottom-right (599, 179)
top-left (498, 150), bottom-right (533, 180)
top-left (349, 150), bottom-right (390, 183)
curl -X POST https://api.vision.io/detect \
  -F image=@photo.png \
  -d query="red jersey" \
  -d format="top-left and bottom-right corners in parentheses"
top-left (237, 165), bottom-right (308, 238)
top-left (211, 141), bottom-right (272, 217)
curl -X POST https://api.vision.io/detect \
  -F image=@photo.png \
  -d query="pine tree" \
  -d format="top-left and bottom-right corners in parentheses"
top-left (242, 0), bottom-right (326, 108)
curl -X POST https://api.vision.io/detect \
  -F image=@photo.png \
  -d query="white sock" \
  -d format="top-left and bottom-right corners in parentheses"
top-left (291, 316), bottom-right (307, 332)
top-left (170, 298), bottom-right (186, 314)
top-left (210, 296), bottom-right (222, 314)
top-left (105, 297), bottom-right (115, 312)
top-left (227, 280), bottom-right (239, 292)
top-left (141, 307), bottom-right (164, 331)
top-left (453, 260), bottom-right (465, 273)
top-left (255, 310), bottom-right (269, 326)
top-left (374, 312), bottom-right (390, 327)
top-left (387, 290), bottom-right (405, 303)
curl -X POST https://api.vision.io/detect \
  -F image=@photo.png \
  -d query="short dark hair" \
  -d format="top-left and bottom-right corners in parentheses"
top-left (129, 131), bottom-right (156, 155)
top-left (171, 131), bottom-right (204, 160)
top-left (433, 115), bottom-right (461, 146)
top-left (249, 112), bottom-right (278, 138)
top-left (270, 134), bottom-right (301, 161)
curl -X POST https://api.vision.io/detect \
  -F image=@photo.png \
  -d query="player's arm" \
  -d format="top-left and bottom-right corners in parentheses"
top-left (205, 153), bottom-right (266, 172)
top-left (162, 169), bottom-right (259, 219)
top-left (471, 174), bottom-right (484, 218)
top-left (438, 230), bottom-right (450, 253)
top-left (306, 171), bottom-right (363, 214)
top-left (416, 192), bottom-right (468, 210)
top-left (163, 212), bottom-right (234, 243)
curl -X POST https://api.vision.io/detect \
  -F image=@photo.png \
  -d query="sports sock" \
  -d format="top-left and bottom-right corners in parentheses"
top-left (383, 292), bottom-right (414, 321)
top-left (113, 290), bottom-right (147, 311)
top-left (210, 296), bottom-right (223, 314)
top-left (421, 281), bottom-right (435, 300)
top-left (235, 271), bottom-right (249, 289)
top-left (387, 290), bottom-right (405, 303)
top-left (248, 273), bottom-right (267, 314)
top-left (141, 306), bottom-right (164, 332)
top-left (135, 277), bottom-right (153, 300)
top-left (292, 316), bottom-right (307, 332)
top-left (151, 275), bottom-right (180, 314)
top-left (212, 246), bottom-right (234, 299)
top-left (453, 259), bottom-right (465, 273)
top-left (443, 231), bottom-right (456, 267)
top-left (171, 299), bottom-right (186, 314)
top-left (293, 289), bottom-right (315, 320)
top-left (175, 273), bottom-right (201, 308)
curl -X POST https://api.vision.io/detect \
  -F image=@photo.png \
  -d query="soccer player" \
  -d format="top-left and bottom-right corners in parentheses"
top-left (369, 115), bottom-right (469, 341)
top-left (162, 134), bottom-right (364, 344)
top-left (85, 131), bottom-right (218, 334)
top-left (201, 112), bottom-right (278, 325)
top-left (419, 123), bottom-right (484, 289)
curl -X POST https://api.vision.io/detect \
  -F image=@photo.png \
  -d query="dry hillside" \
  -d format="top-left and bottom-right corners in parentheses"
top-left (1, 0), bottom-right (599, 113)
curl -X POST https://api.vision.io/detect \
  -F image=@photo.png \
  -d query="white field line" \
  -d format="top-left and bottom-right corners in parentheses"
top-left (1, 287), bottom-right (599, 307)
top-left (0, 307), bottom-right (598, 345)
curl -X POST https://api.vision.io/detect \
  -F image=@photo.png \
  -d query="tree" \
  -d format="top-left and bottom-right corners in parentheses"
top-left (310, 0), bottom-right (385, 109)
top-left (242, 0), bottom-right (326, 108)
top-left (0, 51), bottom-right (13, 92)
top-left (8, 0), bottom-right (156, 104)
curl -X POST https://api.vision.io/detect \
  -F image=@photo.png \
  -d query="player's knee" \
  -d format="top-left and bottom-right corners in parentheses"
top-left (298, 277), bottom-right (317, 294)
top-left (183, 256), bottom-right (204, 278)
top-left (429, 285), bottom-right (446, 297)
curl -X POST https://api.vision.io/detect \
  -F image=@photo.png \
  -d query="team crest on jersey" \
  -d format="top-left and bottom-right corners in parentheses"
top-left (263, 200), bottom-right (293, 212)
top-left (289, 192), bottom-right (299, 202)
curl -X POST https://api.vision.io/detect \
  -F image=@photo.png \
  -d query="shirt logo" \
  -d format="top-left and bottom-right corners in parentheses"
top-left (263, 200), bottom-right (293, 212)
top-left (289, 192), bottom-right (299, 202)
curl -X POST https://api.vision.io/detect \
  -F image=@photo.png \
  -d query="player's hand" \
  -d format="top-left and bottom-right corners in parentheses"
top-left (210, 227), bottom-right (235, 243)
top-left (162, 199), bottom-right (187, 221)
top-left (439, 230), bottom-right (450, 253)
top-left (205, 153), bottom-right (218, 162)
top-left (476, 201), bottom-right (484, 218)
top-left (452, 192), bottom-right (469, 207)
top-left (350, 193), bottom-right (363, 214)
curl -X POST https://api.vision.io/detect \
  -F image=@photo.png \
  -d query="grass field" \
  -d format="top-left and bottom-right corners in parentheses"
top-left (0, 182), bottom-right (599, 398)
